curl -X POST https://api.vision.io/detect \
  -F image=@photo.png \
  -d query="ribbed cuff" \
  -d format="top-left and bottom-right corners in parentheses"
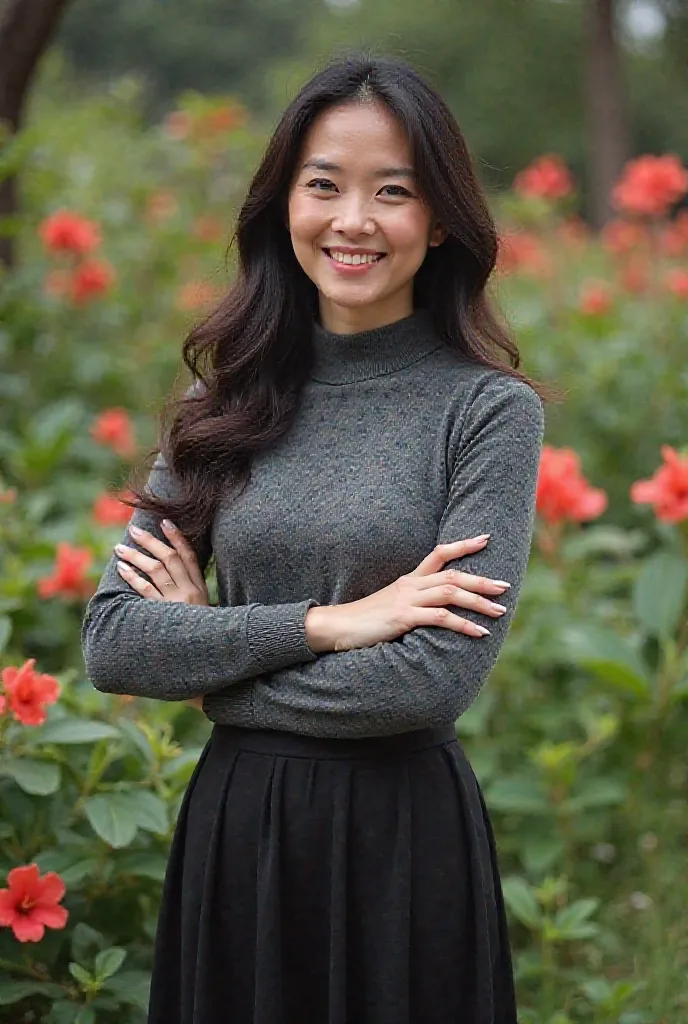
top-left (203, 683), bottom-right (256, 726)
top-left (245, 598), bottom-right (321, 673)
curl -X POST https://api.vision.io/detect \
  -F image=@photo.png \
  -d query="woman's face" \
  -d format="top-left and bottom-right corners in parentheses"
top-left (287, 101), bottom-right (445, 333)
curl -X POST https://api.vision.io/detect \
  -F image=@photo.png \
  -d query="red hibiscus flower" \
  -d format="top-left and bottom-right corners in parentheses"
top-left (0, 864), bottom-right (68, 943)
top-left (612, 155), bottom-right (688, 218)
top-left (601, 219), bottom-right (649, 255)
top-left (631, 446), bottom-right (688, 522)
top-left (514, 155), bottom-right (574, 201)
top-left (92, 490), bottom-right (134, 526)
top-left (536, 446), bottom-right (608, 525)
top-left (90, 408), bottom-right (136, 457)
top-left (37, 542), bottom-right (94, 600)
top-left (497, 231), bottom-right (550, 277)
top-left (664, 267), bottom-right (688, 299)
top-left (579, 279), bottom-right (614, 316)
top-left (38, 210), bottom-right (101, 256)
top-left (1, 659), bottom-right (60, 727)
top-left (70, 259), bottom-right (116, 305)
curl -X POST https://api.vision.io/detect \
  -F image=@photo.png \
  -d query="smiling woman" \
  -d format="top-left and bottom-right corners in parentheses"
top-left (81, 50), bottom-right (554, 1024)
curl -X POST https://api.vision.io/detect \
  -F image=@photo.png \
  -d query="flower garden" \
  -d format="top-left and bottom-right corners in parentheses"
top-left (1, 73), bottom-right (688, 1023)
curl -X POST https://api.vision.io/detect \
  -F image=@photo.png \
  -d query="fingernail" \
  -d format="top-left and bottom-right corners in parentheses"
top-left (114, 544), bottom-right (126, 554)
top-left (492, 580), bottom-right (511, 588)
top-left (117, 561), bottom-right (130, 572)
top-left (473, 534), bottom-right (490, 541)
top-left (476, 626), bottom-right (490, 636)
top-left (162, 519), bottom-right (175, 530)
top-left (130, 525), bottom-right (143, 536)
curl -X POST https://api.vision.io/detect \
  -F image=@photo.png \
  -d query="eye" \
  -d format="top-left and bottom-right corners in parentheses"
top-left (305, 178), bottom-right (338, 192)
top-left (378, 184), bottom-right (414, 198)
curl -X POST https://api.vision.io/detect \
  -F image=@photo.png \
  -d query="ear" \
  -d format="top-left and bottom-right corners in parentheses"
top-left (428, 222), bottom-right (447, 248)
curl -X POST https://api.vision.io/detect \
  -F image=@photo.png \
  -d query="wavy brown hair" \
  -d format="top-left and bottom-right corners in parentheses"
top-left (126, 50), bottom-right (560, 547)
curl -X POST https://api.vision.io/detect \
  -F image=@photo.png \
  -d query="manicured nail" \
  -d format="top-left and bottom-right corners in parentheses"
top-left (475, 626), bottom-right (490, 636)
top-left (161, 519), bottom-right (175, 530)
top-left (117, 561), bottom-right (130, 572)
top-left (114, 544), bottom-right (126, 554)
top-left (473, 534), bottom-right (490, 541)
top-left (130, 525), bottom-right (143, 536)
top-left (492, 580), bottom-right (511, 588)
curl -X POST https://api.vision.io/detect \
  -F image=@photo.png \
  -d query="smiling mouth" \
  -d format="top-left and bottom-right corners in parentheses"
top-left (323, 249), bottom-right (387, 266)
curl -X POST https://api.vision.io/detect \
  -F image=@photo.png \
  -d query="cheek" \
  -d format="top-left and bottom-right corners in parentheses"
top-left (287, 195), bottom-right (325, 246)
top-left (384, 208), bottom-right (433, 256)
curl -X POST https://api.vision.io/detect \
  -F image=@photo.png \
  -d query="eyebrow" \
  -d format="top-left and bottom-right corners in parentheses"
top-left (301, 160), bottom-right (416, 178)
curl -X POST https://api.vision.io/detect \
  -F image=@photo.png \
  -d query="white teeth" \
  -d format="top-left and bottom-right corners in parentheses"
top-left (327, 250), bottom-right (382, 265)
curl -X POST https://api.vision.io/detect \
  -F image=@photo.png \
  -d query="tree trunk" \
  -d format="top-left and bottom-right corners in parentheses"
top-left (584, 0), bottom-right (631, 229)
top-left (0, 0), bottom-right (73, 268)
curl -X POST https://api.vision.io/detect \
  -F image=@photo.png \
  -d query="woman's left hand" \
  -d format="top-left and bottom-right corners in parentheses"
top-left (115, 520), bottom-right (208, 710)
top-left (114, 520), bottom-right (209, 605)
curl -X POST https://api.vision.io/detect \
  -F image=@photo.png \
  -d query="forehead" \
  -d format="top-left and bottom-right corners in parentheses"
top-left (299, 102), bottom-right (413, 166)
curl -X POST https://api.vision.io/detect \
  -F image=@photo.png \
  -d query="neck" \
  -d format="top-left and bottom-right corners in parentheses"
top-left (318, 293), bottom-right (414, 335)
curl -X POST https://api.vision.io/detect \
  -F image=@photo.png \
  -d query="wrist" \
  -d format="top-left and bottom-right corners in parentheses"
top-left (305, 605), bottom-right (341, 653)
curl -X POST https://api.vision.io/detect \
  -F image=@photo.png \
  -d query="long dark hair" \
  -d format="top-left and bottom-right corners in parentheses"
top-left (126, 51), bottom-right (559, 546)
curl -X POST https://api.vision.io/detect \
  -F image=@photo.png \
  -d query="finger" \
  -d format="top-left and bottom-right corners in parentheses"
top-left (126, 527), bottom-right (189, 589)
top-left (115, 543), bottom-right (174, 586)
top-left (415, 569), bottom-right (510, 595)
top-left (160, 520), bottom-right (207, 591)
top-left (419, 584), bottom-right (507, 618)
top-left (411, 605), bottom-right (490, 637)
top-left (116, 562), bottom-right (164, 600)
top-left (409, 536), bottom-right (489, 577)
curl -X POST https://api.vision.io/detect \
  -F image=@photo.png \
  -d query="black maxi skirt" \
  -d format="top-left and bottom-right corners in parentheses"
top-left (147, 723), bottom-right (518, 1024)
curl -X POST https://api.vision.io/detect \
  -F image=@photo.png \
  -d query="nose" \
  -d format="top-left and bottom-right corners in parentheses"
top-left (330, 193), bottom-right (375, 237)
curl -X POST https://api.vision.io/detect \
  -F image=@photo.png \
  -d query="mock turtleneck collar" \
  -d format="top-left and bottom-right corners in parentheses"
top-left (309, 309), bottom-right (445, 385)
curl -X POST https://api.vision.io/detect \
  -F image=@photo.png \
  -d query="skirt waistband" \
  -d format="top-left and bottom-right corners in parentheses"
top-left (210, 723), bottom-right (457, 760)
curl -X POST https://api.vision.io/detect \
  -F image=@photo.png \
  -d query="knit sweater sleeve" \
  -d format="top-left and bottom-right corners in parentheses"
top-left (80, 451), bottom-right (320, 699)
top-left (202, 376), bottom-right (545, 737)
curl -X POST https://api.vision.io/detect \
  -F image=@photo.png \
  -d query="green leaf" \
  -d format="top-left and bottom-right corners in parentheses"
top-left (554, 898), bottom-right (600, 933)
top-left (116, 850), bottom-right (168, 882)
top-left (485, 776), bottom-right (550, 814)
top-left (562, 625), bottom-right (651, 698)
top-left (95, 946), bottom-right (127, 981)
top-left (502, 876), bottom-right (543, 929)
top-left (0, 758), bottom-right (61, 795)
top-left (562, 778), bottom-right (627, 813)
top-left (0, 614), bottom-right (12, 654)
top-left (32, 719), bottom-right (120, 745)
top-left (69, 963), bottom-right (93, 987)
top-left (102, 969), bottom-right (151, 1011)
top-left (126, 789), bottom-right (168, 834)
top-left (0, 981), bottom-right (64, 1006)
top-left (633, 551), bottom-right (688, 640)
top-left (75, 1010), bottom-right (95, 1024)
top-left (82, 793), bottom-right (140, 848)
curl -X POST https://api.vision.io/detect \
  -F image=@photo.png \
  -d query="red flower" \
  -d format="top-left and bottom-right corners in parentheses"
top-left (612, 155), bottom-right (688, 218)
top-left (631, 446), bottom-right (688, 522)
top-left (514, 155), bottom-right (574, 201)
top-left (497, 231), bottom-right (550, 277)
top-left (664, 267), bottom-right (688, 299)
top-left (579, 279), bottom-right (614, 316)
top-left (0, 864), bottom-right (68, 943)
top-left (92, 490), bottom-right (134, 526)
top-left (536, 446), bottom-right (608, 525)
top-left (0, 485), bottom-right (16, 504)
top-left (90, 408), bottom-right (136, 457)
top-left (1, 659), bottom-right (60, 727)
top-left (37, 542), bottom-right (94, 600)
top-left (39, 210), bottom-right (101, 256)
top-left (70, 259), bottom-right (116, 305)
top-left (163, 110), bottom-right (192, 140)
top-left (659, 212), bottom-right (688, 257)
top-left (197, 103), bottom-right (246, 137)
top-left (601, 219), bottom-right (649, 255)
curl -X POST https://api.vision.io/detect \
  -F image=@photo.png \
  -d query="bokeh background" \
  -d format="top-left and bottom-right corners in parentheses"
top-left (1, 1), bottom-right (687, 1021)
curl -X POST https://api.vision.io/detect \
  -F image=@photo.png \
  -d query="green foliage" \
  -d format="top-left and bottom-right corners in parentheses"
top-left (1, 72), bottom-right (688, 1023)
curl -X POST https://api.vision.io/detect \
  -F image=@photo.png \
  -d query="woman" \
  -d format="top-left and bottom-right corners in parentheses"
top-left (81, 52), bottom-right (552, 1024)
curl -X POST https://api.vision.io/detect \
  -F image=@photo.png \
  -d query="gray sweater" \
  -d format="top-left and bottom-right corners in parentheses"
top-left (81, 309), bottom-right (544, 738)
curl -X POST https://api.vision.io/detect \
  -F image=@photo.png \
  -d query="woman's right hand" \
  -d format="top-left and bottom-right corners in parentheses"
top-left (306, 535), bottom-right (512, 654)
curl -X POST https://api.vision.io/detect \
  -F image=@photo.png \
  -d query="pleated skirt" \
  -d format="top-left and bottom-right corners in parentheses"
top-left (147, 723), bottom-right (518, 1024)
